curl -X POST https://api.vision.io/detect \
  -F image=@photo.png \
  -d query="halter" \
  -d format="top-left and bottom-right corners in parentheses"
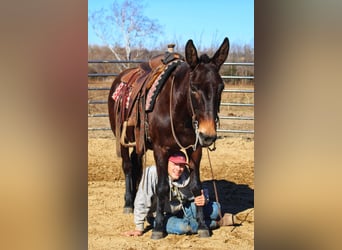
top-left (169, 70), bottom-right (199, 151)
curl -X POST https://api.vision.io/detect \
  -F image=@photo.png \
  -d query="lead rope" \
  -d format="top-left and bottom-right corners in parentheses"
top-left (206, 147), bottom-right (222, 220)
top-left (169, 75), bottom-right (199, 151)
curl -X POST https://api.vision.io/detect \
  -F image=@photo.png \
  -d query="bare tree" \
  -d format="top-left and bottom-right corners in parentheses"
top-left (89, 0), bottom-right (163, 69)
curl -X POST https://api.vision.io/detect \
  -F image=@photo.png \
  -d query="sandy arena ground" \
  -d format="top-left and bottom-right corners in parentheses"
top-left (88, 135), bottom-right (254, 249)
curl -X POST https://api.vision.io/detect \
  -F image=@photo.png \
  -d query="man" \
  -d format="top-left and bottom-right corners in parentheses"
top-left (123, 151), bottom-right (238, 236)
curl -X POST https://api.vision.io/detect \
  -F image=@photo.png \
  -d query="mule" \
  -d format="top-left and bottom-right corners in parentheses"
top-left (108, 38), bottom-right (229, 239)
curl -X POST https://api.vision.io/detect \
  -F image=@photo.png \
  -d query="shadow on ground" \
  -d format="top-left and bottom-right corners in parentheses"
top-left (202, 180), bottom-right (254, 215)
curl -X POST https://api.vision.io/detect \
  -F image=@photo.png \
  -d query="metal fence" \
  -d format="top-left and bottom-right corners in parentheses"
top-left (88, 61), bottom-right (254, 136)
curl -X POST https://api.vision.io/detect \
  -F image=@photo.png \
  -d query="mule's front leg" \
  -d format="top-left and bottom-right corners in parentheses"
top-left (192, 188), bottom-right (210, 237)
top-left (151, 170), bottom-right (170, 240)
top-left (189, 148), bottom-right (210, 237)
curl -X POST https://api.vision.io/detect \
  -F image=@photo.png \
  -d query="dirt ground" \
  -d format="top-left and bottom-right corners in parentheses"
top-left (88, 135), bottom-right (254, 249)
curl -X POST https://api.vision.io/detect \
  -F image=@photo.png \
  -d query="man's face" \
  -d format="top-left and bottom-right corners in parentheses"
top-left (168, 161), bottom-right (186, 181)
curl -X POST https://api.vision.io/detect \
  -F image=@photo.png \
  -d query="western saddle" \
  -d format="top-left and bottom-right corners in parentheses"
top-left (113, 49), bottom-right (184, 156)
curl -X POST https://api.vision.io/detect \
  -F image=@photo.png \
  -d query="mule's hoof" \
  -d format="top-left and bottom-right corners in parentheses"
top-left (151, 231), bottom-right (165, 240)
top-left (123, 207), bottom-right (133, 214)
top-left (198, 229), bottom-right (210, 238)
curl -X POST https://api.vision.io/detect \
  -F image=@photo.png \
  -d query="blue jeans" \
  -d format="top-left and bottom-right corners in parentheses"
top-left (165, 201), bottom-right (221, 235)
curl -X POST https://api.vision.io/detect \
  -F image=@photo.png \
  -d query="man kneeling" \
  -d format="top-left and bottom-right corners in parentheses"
top-left (122, 151), bottom-right (239, 236)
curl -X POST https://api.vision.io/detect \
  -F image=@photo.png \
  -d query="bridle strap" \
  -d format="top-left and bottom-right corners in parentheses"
top-left (188, 71), bottom-right (197, 127)
top-left (169, 75), bottom-right (199, 151)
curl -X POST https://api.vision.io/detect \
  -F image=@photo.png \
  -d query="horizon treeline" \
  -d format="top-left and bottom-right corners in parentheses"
top-left (88, 42), bottom-right (254, 85)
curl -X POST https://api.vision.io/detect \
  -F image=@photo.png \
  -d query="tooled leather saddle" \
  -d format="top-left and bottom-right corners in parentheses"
top-left (112, 51), bottom-right (184, 156)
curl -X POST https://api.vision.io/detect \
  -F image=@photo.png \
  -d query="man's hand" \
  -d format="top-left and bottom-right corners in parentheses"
top-left (194, 190), bottom-right (206, 206)
top-left (121, 229), bottom-right (143, 237)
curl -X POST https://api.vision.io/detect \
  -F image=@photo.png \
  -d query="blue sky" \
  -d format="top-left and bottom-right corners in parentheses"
top-left (88, 0), bottom-right (254, 48)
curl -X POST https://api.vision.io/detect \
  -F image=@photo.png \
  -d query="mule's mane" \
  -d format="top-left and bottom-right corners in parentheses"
top-left (199, 54), bottom-right (210, 63)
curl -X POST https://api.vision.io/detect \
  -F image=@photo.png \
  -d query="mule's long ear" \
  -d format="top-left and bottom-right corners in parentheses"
top-left (212, 37), bottom-right (230, 68)
top-left (185, 39), bottom-right (199, 69)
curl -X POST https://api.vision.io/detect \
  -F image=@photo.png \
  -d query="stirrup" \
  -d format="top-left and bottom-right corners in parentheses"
top-left (120, 121), bottom-right (136, 147)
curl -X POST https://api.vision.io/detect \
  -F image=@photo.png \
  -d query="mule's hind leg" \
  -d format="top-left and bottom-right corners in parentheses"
top-left (121, 146), bottom-right (135, 213)
top-left (121, 147), bottom-right (143, 213)
top-left (130, 148), bottom-right (143, 203)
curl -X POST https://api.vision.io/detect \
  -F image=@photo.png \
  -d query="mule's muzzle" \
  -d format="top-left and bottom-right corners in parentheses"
top-left (198, 132), bottom-right (217, 147)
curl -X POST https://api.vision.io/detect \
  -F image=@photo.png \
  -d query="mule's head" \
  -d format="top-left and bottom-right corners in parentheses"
top-left (185, 38), bottom-right (229, 147)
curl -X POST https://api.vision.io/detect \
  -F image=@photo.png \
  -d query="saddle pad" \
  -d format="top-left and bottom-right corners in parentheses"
top-left (112, 82), bottom-right (125, 101)
top-left (145, 60), bottom-right (184, 112)
top-left (112, 82), bottom-right (131, 109)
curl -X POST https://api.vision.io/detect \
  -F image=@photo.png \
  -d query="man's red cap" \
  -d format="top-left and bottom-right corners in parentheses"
top-left (168, 151), bottom-right (188, 165)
